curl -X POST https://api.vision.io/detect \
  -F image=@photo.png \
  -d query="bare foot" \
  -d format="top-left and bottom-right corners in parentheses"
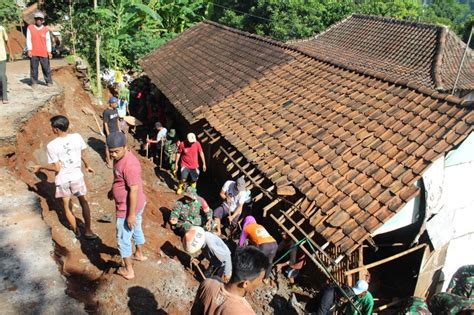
top-left (117, 267), bottom-right (134, 280)
top-left (132, 254), bottom-right (148, 262)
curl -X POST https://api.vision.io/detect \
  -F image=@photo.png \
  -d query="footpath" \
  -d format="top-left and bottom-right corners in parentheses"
top-left (0, 59), bottom-right (84, 314)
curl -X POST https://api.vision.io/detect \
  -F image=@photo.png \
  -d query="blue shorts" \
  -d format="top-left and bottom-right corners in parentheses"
top-left (116, 207), bottom-right (145, 258)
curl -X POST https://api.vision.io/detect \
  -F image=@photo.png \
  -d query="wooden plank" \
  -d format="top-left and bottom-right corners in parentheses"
top-left (345, 244), bottom-right (427, 276)
top-left (277, 185), bottom-right (296, 196)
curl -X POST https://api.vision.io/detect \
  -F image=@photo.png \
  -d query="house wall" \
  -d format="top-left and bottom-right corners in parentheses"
top-left (426, 131), bottom-right (474, 292)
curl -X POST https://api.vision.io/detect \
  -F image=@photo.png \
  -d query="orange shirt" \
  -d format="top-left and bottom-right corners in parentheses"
top-left (243, 223), bottom-right (276, 245)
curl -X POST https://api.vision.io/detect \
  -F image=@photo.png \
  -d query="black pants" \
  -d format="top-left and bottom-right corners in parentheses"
top-left (30, 56), bottom-right (52, 84)
top-left (259, 242), bottom-right (278, 279)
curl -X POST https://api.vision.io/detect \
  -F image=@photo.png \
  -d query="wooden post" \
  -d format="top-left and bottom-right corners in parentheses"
top-left (358, 245), bottom-right (365, 281)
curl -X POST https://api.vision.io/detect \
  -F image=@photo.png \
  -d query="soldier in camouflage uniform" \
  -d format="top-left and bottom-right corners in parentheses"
top-left (428, 265), bottom-right (474, 314)
top-left (401, 297), bottom-right (430, 314)
top-left (164, 129), bottom-right (178, 171)
top-left (169, 187), bottom-right (213, 235)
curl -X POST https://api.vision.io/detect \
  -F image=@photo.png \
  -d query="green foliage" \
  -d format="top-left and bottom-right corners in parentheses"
top-left (208, 0), bottom-right (473, 41)
top-left (0, 1), bottom-right (21, 28)
top-left (43, 0), bottom-right (205, 73)
top-left (420, 0), bottom-right (470, 32)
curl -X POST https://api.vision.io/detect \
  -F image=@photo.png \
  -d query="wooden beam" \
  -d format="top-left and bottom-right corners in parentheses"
top-left (280, 210), bottom-right (336, 265)
top-left (270, 214), bottom-right (332, 277)
top-left (345, 244), bottom-right (427, 276)
top-left (262, 198), bottom-right (281, 217)
top-left (358, 246), bottom-right (365, 280)
top-left (220, 146), bottom-right (273, 199)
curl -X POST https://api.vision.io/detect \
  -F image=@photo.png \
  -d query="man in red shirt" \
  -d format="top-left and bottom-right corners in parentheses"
top-left (174, 132), bottom-right (206, 194)
top-left (26, 11), bottom-right (52, 87)
top-left (107, 132), bottom-right (147, 280)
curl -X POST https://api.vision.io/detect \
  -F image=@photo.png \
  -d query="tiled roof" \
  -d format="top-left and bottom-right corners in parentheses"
top-left (142, 21), bottom-right (474, 254)
top-left (293, 14), bottom-right (474, 92)
top-left (140, 22), bottom-right (296, 123)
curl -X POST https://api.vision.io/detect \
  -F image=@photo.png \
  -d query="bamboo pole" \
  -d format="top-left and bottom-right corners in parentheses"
top-left (345, 244), bottom-right (427, 276)
top-left (452, 26), bottom-right (473, 95)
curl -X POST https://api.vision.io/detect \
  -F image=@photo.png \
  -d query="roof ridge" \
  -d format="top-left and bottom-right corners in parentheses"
top-left (203, 20), bottom-right (470, 106)
top-left (351, 13), bottom-right (442, 30)
top-left (432, 26), bottom-right (448, 91)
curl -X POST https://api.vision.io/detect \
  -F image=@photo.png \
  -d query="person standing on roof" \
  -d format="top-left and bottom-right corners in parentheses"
top-left (239, 216), bottom-right (278, 284)
top-left (174, 132), bottom-right (206, 194)
top-left (214, 176), bottom-right (251, 237)
top-left (27, 11), bottom-right (53, 87)
top-left (343, 280), bottom-right (374, 315)
top-left (0, 22), bottom-right (13, 104)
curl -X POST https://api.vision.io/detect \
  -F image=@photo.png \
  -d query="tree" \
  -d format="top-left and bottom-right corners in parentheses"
top-left (207, 0), bottom-right (472, 41)
top-left (0, 1), bottom-right (21, 29)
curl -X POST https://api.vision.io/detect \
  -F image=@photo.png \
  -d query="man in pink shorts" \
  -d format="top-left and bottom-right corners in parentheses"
top-left (33, 115), bottom-right (97, 239)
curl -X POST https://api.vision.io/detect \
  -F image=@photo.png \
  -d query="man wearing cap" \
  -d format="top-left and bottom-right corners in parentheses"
top-left (214, 176), bottom-right (251, 237)
top-left (107, 132), bottom-right (147, 280)
top-left (175, 132), bottom-right (206, 194)
top-left (103, 97), bottom-right (120, 168)
top-left (343, 280), bottom-right (374, 315)
top-left (170, 186), bottom-right (213, 235)
top-left (0, 22), bottom-right (13, 103)
top-left (27, 11), bottom-right (53, 87)
top-left (183, 226), bottom-right (232, 283)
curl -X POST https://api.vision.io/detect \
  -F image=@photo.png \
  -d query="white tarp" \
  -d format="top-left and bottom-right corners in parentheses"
top-left (439, 233), bottom-right (474, 292)
top-left (422, 157), bottom-right (445, 217)
top-left (426, 132), bottom-right (474, 250)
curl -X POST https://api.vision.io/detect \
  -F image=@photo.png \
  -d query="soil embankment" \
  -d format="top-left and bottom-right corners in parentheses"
top-left (3, 64), bottom-right (305, 314)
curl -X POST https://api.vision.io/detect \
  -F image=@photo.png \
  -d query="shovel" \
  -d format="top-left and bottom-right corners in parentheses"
top-left (82, 107), bottom-right (104, 136)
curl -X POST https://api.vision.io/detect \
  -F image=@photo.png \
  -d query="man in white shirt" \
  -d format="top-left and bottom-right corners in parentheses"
top-left (33, 115), bottom-right (97, 239)
top-left (213, 176), bottom-right (251, 236)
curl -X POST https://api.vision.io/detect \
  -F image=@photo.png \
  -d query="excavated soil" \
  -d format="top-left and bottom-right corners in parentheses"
top-left (6, 66), bottom-right (306, 314)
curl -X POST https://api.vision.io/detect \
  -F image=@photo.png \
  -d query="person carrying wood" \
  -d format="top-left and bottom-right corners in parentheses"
top-left (174, 132), bottom-right (206, 194)
top-left (169, 186), bottom-right (213, 235)
top-left (183, 226), bottom-right (232, 283)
